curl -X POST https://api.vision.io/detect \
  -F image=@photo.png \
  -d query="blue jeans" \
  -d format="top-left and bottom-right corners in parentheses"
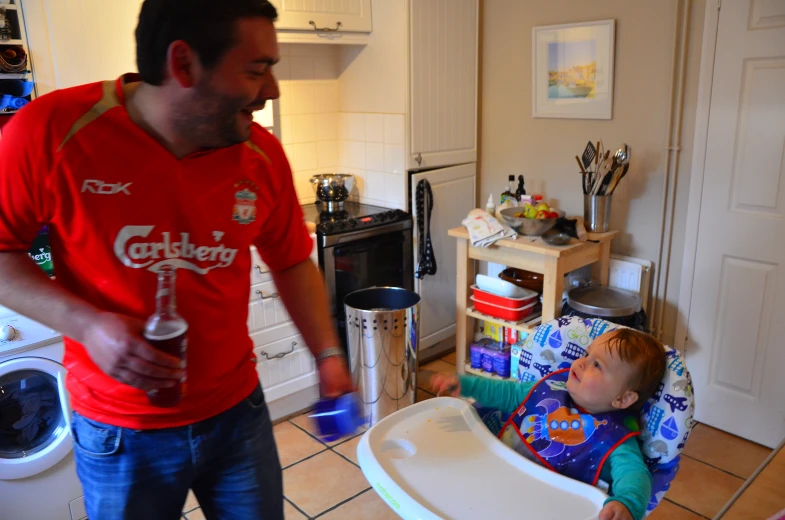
top-left (71, 384), bottom-right (283, 520)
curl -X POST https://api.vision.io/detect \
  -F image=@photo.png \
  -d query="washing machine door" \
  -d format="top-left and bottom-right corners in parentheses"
top-left (0, 356), bottom-right (73, 480)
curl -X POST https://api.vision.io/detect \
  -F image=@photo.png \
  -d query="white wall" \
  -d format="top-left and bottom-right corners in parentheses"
top-left (479, 0), bottom-right (706, 344)
top-left (279, 0), bottom-right (409, 209)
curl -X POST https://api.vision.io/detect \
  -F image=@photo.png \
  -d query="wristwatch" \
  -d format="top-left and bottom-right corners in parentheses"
top-left (315, 346), bottom-right (345, 364)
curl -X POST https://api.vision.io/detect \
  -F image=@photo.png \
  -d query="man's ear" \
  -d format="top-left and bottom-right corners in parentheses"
top-left (166, 40), bottom-right (200, 88)
top-left (612, 390), bottom-right (639, 410)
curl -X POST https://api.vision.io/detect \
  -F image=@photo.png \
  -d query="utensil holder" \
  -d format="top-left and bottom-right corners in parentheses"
top-left (584, 195), bottom-right (612, 233)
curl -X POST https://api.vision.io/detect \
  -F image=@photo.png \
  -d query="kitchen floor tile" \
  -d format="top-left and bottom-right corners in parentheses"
top-left (183, 499), bottom-right (308, 519)
top-left (289, 412), bottom-right (344, 446)
top-left (318, 489), bottom-right (401, 520)
top-left (284, 499), bottom-right (308, 520)
top-left (421, 359), bottom-right (456, 374)
top-left (683, 423), bottom-right (771, 479)
top-left (334, 434), bottom-right (362, 465)
top-left (184, 508), bottom-right (205, 520)
top-left (722, 443), bottom-right (785, 520)
top-left (182, 490), bottom-right (199, 513)
top-left (274, 420), bottom-right (327, 468)
top-left (283, 450), bottom-right (370, 517)
top-left (666, 456), bottom-right (744, 518)
top-left (441, 351), bottom-right (457, 364)
top-left (647, 499), bottom-right (705, 520)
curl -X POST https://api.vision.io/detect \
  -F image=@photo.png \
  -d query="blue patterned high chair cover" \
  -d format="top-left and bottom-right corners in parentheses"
top-left (479, 315), bottom-right (695, 515)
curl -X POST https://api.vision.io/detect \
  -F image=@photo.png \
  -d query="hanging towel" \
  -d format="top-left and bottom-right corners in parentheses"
top-left (415, 179), bottom-right (437, 278)
top-left (461, 209), bottom-right (518, 248)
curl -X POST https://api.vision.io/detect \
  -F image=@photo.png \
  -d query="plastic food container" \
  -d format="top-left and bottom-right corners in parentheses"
top-left (309, 393), bottom-right (367, 442)
top-left (470, 295), bottom-right (538, 322)
top-left (471, 284), bottom-right (538, 309)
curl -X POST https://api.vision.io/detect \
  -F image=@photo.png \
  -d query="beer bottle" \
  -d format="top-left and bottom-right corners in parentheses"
top-left (144, 265), bottom-right (188, 407)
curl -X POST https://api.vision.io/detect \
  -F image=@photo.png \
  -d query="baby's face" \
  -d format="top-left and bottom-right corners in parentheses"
top-left (565, 331), bottom-right (638, 414)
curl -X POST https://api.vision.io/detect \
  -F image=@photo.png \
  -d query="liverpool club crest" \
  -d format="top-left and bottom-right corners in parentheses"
top-left (232, 188), bottom-right (257, 225)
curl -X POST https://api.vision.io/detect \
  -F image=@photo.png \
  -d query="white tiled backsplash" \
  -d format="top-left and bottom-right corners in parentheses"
top-left (277, 44), bottom-right (406, 209)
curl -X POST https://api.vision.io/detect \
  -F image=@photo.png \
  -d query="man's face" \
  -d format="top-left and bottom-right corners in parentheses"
top-left (174, 17), bottom-right (280, 148)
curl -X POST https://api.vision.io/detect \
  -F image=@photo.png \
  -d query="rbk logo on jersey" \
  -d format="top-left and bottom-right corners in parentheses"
top-left (114, 226), bottom-right (238, 274)
top-left (82, 179), bottom-right (132, 195)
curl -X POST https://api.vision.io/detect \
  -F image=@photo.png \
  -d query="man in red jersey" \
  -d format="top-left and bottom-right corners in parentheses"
top-left (0, 1), bottom-right (352, 518)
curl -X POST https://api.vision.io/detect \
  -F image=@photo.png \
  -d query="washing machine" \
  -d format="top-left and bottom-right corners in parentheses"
top-left (0, 306), bottom-right (85, 520)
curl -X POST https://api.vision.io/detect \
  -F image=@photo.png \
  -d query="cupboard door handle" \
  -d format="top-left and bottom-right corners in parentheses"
top-left (254, 264), bottom-right (269, 275)
top-left (415, 153), bottom-right (423, 166)
top-left (309, 20), bottom-right (342, 32)
top-left (260, 341), bottom-right (297, 360)
top-left (255, 290), bottom-right (279, 300)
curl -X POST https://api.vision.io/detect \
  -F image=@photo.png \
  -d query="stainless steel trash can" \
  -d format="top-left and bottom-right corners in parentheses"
top-left (344, 287), bottom-right (420, 426)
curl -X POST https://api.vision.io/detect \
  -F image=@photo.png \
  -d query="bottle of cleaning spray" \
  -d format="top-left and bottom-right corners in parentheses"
top-left (485, 194), bottom-right (496, 216)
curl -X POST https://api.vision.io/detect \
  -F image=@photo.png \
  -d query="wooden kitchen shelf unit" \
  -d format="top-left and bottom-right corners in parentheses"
top-left (449, 226), bottom-right (617, 375)
top-left (465, 305), bottom-right (543, 333)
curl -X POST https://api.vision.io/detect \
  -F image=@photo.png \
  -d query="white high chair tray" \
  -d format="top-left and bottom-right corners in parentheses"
top-left (357, 397), bottom-right (607, 520)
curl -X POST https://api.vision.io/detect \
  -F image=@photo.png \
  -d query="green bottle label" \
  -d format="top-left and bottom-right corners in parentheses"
top-left (29, 232), bottom-right (54, 277)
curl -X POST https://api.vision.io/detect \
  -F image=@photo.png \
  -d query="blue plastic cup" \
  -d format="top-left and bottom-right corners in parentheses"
top-left (309, 392), bottom-right (367, 442)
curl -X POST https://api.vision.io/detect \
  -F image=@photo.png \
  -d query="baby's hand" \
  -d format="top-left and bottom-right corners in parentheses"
top-left (599, 501), bottom-right (633, 520)
top-left (430, 373), bottom-right (460, 397)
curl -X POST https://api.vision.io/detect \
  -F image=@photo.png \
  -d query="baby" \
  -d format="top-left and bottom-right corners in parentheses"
top-left (431, 328), bottom-right (666, 520)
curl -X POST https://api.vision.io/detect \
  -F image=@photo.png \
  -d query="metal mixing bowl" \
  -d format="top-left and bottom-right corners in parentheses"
top-left (499, 207), bottom-right (565, 236)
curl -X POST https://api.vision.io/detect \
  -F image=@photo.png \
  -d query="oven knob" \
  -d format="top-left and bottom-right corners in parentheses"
top-left (378, 213), bottom-right (387, 221)
top-left (0, 325), bottom-right (16, 341)
top-left (323, 223), bottom-right (334, 233)
top-left (349, 220), bottom-right (357, 227)
top-left (337, 221), bottom-right (347, 230)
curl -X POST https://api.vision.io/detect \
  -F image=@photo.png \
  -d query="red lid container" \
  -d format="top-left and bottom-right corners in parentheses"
top-left (470, 295), bottom-right (538, 322)
top-left (471, 285), bottom-right (538, 309)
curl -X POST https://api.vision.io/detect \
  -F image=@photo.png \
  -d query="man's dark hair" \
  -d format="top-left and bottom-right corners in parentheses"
top-left (135, 0), bottom-right (278, 86)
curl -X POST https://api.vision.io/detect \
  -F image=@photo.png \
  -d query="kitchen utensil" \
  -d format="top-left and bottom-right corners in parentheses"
top-left (471, 284), bottom-right (538, 309)
top-left (499, 207), bottom-right (565, 236)
top-left (584, 194), bottom-right (612, 232)
top-left (310, 173), bottom-right (355, 210)
top-left (475, 274), bottom-right (531, 299)
top-left (581, 141), bottom-right (597, 170)
top-left (500, 268), bottom-right (544, 294)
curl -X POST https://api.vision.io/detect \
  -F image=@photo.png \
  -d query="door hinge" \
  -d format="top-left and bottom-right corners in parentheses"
top-left (717, 0), bottom-right (721, 11)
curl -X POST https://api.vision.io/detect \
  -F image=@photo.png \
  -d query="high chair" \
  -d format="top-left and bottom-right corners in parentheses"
top-left (357, 316), bottom-right (695, 519)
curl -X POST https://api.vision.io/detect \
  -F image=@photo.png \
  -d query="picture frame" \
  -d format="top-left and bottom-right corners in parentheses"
top-left (532, 19), bottom-right (616, 120)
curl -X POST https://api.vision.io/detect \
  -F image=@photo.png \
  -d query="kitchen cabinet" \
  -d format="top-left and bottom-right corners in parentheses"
top-left (269, 0), bottom-right (372, 44)
top-left (411, 163), bottom-right (475, 351)
top-left (248, 241), bottom-right (321, 421)
top-left (408, 0), bottom-right (478, 170)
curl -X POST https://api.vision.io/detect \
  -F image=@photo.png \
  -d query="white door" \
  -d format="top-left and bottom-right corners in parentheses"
top-left (268, 0), bottom-right (372, 33)
top-left (686, 0), bottom-right (785, 448)
top-left (408, 0), bottom-right (478, 170)
top-left (22, 0), bottom-right (144, 95)
top-left (411, 163), bottom-right (476, 351)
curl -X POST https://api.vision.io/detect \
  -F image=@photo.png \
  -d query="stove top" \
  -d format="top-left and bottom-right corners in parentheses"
top-left (301, 201), bottom-right (411, 236)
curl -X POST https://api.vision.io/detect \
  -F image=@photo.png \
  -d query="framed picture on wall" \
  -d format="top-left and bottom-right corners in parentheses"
top-left (532, 19), bottom-right (616, 119)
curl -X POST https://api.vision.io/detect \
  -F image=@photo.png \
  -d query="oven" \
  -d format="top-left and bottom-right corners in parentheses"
top-left (302, 202), bottom-right (413, 353)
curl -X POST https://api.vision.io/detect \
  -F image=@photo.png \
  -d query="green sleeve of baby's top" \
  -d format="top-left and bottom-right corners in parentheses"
top-left (457, 375), bottom-right (534, 415)
top-left (602, 437), bottom-right (652, 520)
